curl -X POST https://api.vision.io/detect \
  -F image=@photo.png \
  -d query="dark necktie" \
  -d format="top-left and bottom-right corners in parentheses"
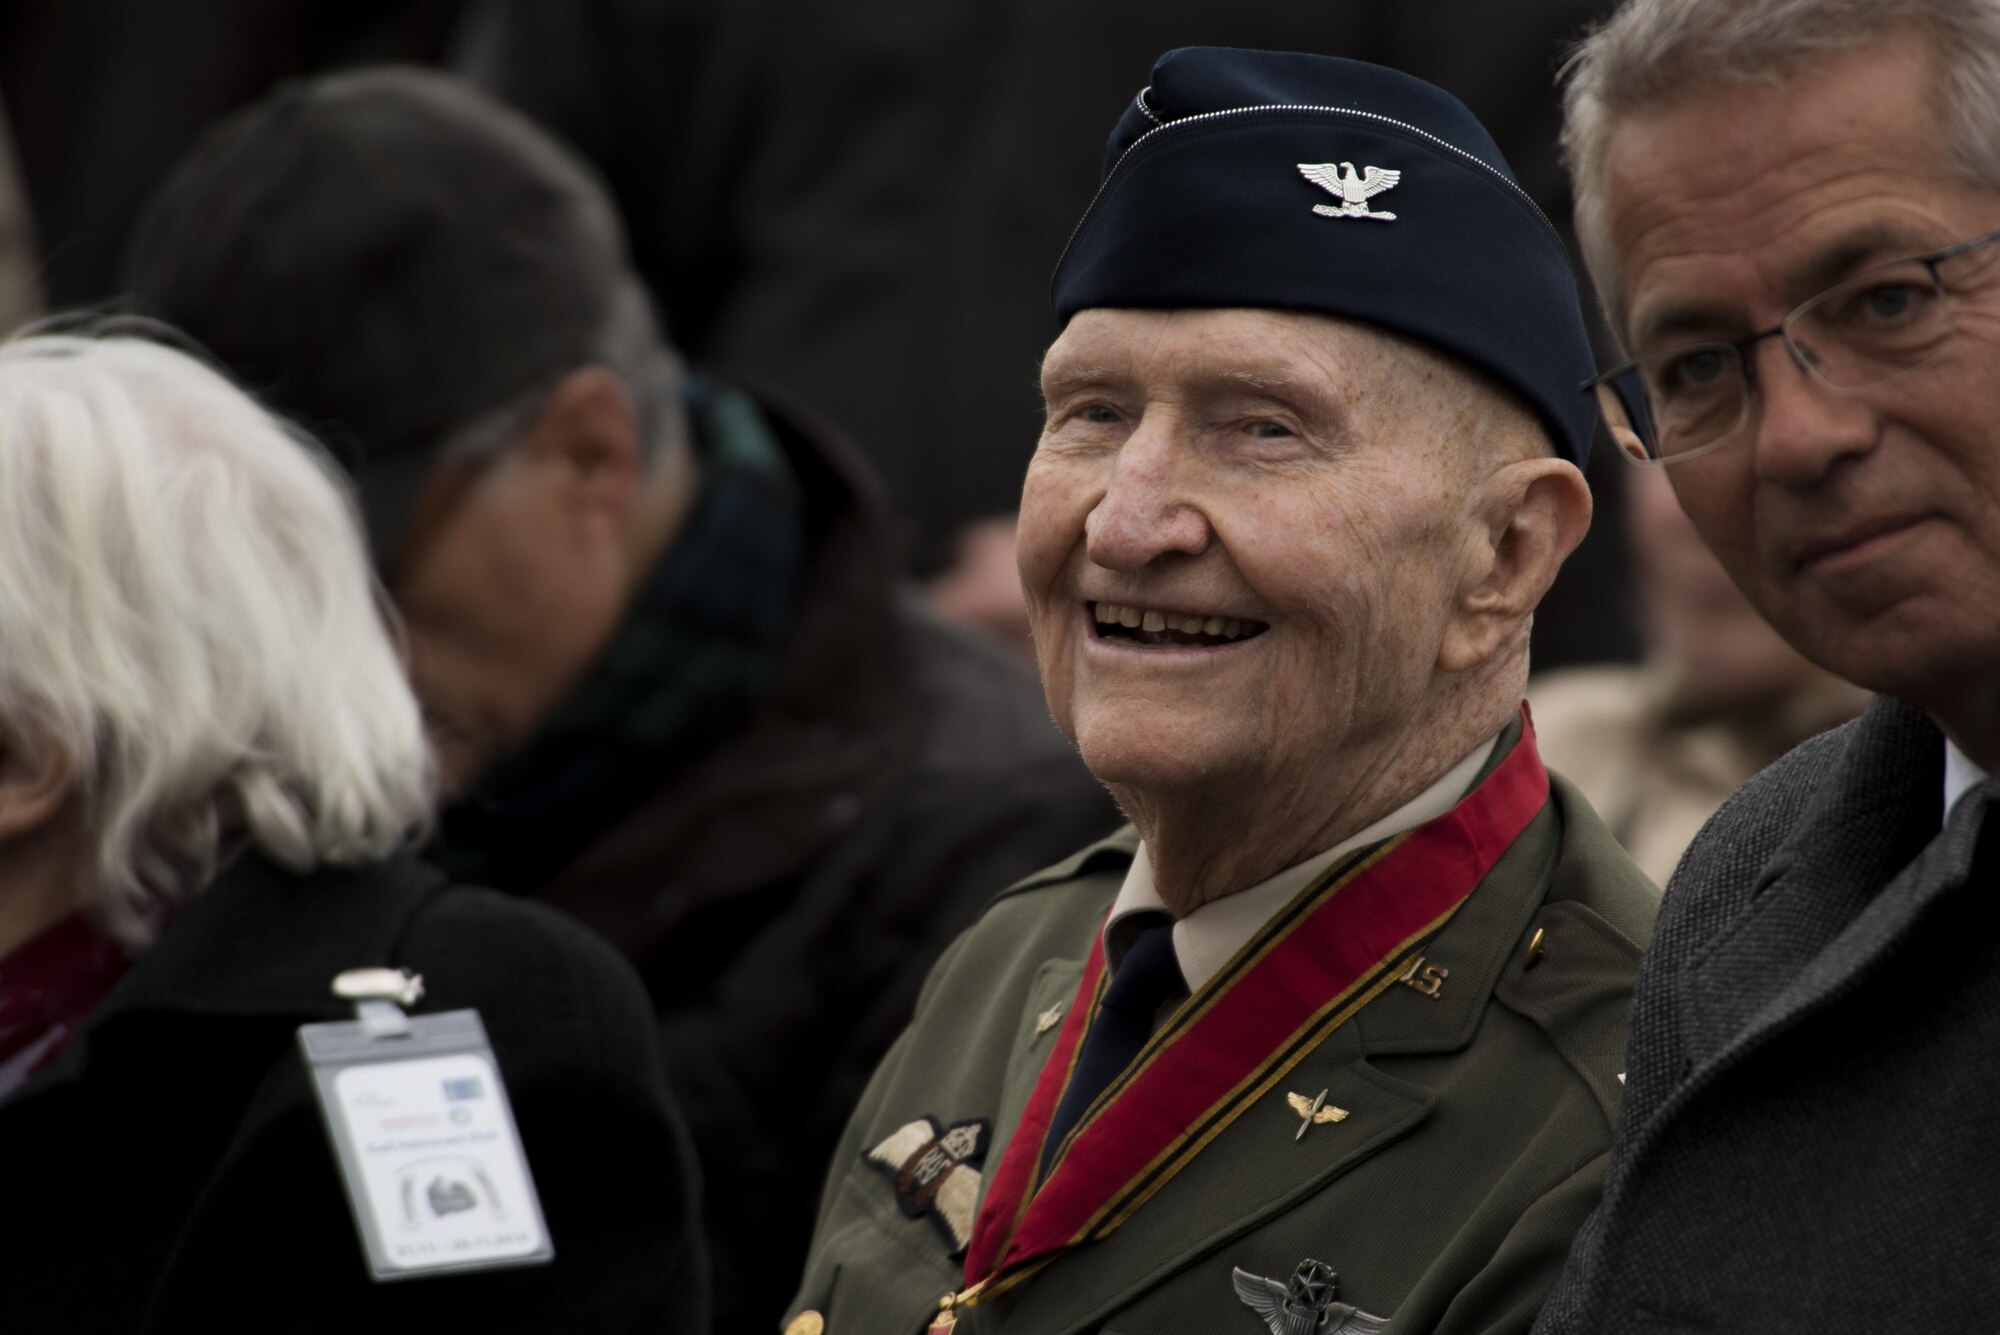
top-left (1040, 913), bottom-right (1184, 1179)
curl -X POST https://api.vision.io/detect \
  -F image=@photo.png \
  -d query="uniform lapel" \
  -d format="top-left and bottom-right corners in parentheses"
top-left (981, 953), bottom-right (1096, 1206)
top-left (997, 1023), bottom-right (1433, 1335)
top-left (989, 796), bottom-right (1562, 1335)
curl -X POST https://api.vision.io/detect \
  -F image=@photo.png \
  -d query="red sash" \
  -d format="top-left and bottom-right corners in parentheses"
top-left (961, 714), bottom-right (1549, 1300)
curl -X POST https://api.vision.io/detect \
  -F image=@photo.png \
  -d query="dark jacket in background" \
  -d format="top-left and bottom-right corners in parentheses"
top-left (0, 851), bottom-right (706, 1334)
top-left (0, 0), bottom-right (464, 310)
top-left (4, 0), bottom-right (1639, 665)
top-left (462, 0), bottom-right (1638, 670)
top-left (1533, 696), bottom-right (2000, 1332)
top-left (468, 385), bottom-right (1118, 1334)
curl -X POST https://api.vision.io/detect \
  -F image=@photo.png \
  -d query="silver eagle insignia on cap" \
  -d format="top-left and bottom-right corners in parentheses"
top-left (1298, 162), bottom-right (1400, 221)
top-left (1232, 1260), bottom-right (1388, 1335)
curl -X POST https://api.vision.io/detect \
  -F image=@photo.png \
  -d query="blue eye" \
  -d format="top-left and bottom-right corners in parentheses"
top-left (1081, 404), bottom-right (1122, 424)
top-left (1673, 349), bottom-right (1728, 385)
top-left (1653, 346), bottom-right (1735, 399)
top-left (1246, 421), bottom-right (1294, 439)
top-left (1842, 282), bottom-right (1941, 329)
top-left (1863, 285), bottom-right (1919, 319)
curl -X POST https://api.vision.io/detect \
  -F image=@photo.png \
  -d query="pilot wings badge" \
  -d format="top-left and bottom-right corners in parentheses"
top-left (1232, 1260), bottom-right (1389, 1335)
top-left (1297, 162), bottom-right (1401, 221)
top-left (1286, 1089), bottom-right (1349, 1141)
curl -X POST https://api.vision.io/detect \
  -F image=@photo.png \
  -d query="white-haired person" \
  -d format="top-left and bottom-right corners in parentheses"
top-left (0, 331), bottom-right (707, 1333)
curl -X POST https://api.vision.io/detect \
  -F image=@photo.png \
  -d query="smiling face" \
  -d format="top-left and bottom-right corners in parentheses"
top-left (1021, 307), bottom-right (1520, 820)
top-left (1601, 34), bottom-right (2000, 724)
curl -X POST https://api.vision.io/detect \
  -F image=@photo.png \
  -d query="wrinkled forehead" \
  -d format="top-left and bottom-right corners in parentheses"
top-left (1597, 37), bottom-right (1971, 345)
top-left (1042, 306), bottom-right (1432, 396)
top-left (1039, 306), bottom-right (1533, 465)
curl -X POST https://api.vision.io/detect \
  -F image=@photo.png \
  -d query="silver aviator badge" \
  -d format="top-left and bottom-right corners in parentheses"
top-left (1232, 1259), bottom-right (1388, 1334)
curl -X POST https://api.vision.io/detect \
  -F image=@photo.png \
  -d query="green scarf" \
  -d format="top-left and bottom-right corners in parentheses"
top-left (432, 376), bottom-right (807, 892)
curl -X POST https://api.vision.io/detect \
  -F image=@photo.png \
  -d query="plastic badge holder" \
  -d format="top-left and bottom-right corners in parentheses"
top-left (299, 1001), bottom-right (554, 1281)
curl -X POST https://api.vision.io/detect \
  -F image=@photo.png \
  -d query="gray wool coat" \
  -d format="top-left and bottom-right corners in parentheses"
top-left (1533, 695), bottom-right (2000, 1333)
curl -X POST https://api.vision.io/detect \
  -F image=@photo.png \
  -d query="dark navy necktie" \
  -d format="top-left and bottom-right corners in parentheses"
top-left (1040, 913), bottom-right (1185, 1179)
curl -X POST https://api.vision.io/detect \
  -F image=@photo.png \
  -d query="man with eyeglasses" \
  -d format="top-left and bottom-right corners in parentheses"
top-left (1535, 1), bottom-right (2000, 1329)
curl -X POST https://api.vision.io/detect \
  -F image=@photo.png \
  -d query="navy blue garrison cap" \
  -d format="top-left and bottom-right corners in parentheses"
top-left (1052, 47), bottom-right (1598, 466)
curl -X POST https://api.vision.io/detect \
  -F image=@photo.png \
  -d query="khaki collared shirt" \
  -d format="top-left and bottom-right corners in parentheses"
top-left (1101, 735), bottom-right (1501, 988)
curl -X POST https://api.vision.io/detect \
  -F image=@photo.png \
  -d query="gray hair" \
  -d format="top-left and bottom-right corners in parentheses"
top-left (1563, 0), bottom-right (2000, 330)
top-left (438, 277), bottom-right (688, 472)
top-left (0, 334), bottom-right (434, 939)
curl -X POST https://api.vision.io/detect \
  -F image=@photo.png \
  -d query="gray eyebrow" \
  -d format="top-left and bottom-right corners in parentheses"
top-left (1199, 367), bottom-right (1309, 394)
top-left (1038, 363), bottom-right (1126, 400)
top-left (1630, 223), bottom-right (1953, 351)
top-left (1629, 300), bottom-right (1745, 351)
top-left (1783, 223), bottom-right (1946, 295)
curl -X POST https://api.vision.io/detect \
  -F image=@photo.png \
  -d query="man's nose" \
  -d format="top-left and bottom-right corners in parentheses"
top-left (1083, 420), bottom-right (1213, 572)
top-left (1748, 338), bottom-right (1880, 487)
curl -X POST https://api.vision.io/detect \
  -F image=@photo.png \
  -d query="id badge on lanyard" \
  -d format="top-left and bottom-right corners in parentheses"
top-left (298, 970), bottom-right (554, 1281)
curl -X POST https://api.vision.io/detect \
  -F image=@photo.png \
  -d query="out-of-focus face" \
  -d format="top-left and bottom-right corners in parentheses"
top-left (1626, 467), bottom-right (1833, 711)
top-left (392, 445), bottom-right (629, 794)
top-left (1021, 307), bottom-right (1492, 808)
top-left (1601, 34), bottom-right (2000, 713)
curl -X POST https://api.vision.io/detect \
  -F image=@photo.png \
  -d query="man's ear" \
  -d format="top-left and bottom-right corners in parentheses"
top-left (0, 729), bottom-right (75, 847)
top-left (522, 366), bottom-right (644, 529)
top-left (1438, 458), bottom-right (1593, 674)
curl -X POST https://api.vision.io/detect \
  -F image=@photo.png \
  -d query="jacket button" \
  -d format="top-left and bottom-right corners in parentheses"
top-left (1522, 926), bottom-right (1546, 970)
top-left (786, 1313), bottom-right (826, 1335)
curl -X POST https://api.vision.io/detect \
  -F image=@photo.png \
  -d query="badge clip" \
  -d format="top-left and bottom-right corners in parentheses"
top-left (333, 968), bottom-right (425, 1038)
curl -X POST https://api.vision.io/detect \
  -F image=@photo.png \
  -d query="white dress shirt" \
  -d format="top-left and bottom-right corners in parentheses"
top-left (1103, 732), bottom-right (1505, 992)
top-left (1944, 738), bottom-right (1989, 827)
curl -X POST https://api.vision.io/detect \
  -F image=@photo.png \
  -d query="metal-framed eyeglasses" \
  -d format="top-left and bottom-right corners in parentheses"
top-left (1583, 226), bottom-right (2000, 465)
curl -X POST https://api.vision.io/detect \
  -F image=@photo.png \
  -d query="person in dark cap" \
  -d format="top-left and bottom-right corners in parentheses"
top-left (123, 67), bottom-right (1118, 1334)
top-left (786, 48), bottom-right (1657, 1335)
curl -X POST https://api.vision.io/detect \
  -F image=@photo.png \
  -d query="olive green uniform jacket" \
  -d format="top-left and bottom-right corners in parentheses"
top-left (787, 770), bottom-right (1656, 1335)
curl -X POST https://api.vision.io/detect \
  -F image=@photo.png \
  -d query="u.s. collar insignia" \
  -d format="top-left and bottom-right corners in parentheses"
top-left (1232, 1260), bottom-right (1389, 1334)
top-left (1297, 162), bottom-right (1401, 221)
top-left (864, 1116), bottom-right (991, 1255)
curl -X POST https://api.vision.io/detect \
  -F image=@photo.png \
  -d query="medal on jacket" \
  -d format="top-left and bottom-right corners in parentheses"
top-left (928, 1282), bottom-right (973, 1332)
top-left (954, 709), bottom-right (1550, 1310)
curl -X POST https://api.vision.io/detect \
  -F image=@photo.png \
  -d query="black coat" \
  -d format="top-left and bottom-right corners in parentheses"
top-left (0, 851), bottom-right (706, 1334)
top-left (1533, 695), bottom-right (2000, 1332)
top-left (461, 387), bottom-right (1119, 1333)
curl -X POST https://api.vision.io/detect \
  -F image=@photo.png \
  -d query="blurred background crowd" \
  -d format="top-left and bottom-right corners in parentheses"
top-left (3, 0), bottom-right (1645, 661)
top-left (0, 4), bottom-right (1866, 1332)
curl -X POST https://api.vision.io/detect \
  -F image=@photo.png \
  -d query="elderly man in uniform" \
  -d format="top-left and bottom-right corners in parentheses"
top-left (787, 48), bottom-right (1659, 1335)
top-left (1534, 1), bottom-right (2000, 1329)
